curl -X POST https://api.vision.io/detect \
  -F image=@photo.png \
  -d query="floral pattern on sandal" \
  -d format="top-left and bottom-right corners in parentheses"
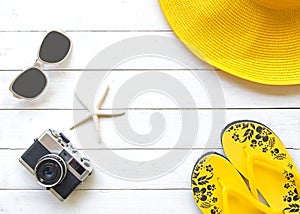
top-left (191, 153), bottom-right (280, 214)
top-left (226, 122), bottom-right (287, 160)
top-left (223, 120), bottom-right (300, 213)
top-left (192, 157), bottom-right (221, 214)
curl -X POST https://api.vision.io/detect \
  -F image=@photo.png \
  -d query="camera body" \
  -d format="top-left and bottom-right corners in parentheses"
top-left (19, 129), bottom-right (93, 201)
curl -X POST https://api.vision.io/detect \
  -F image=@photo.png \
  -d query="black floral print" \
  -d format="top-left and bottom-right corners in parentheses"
top-left (193, 187), bottom-right (208, 202)
top-left (212, 197), bottom-right (218, 203)
top-left (283, 170), bottom-right (300, 209)
top-left (262, 147), bottom-right (268, 153)
top-left (283, 204), bottom-right (300, 213)
top-left (250, 139), bottom-right (257, 148)
top-left (226, 121), bottom-right (300, 213)
top-left (283, 186), bottom-right (300, 213)
top-left (206, 165), bottom-right (213, 173)
top-left (285, 172), bottom-right (294, 181)
top-left (255, 126), bottom-right (271, 142)
top-left (192, 157), bottom-right (221, 213)
top-left (226, 122), bottom-right (286, 160)
top-left (210, 206), bottom-right (221, 214)
top-left (207, 184), bottom-right (216, 191)
top-left (232, 133), bottom-right (240, 142)
top-left (285, 183), bottom-right (291, 189)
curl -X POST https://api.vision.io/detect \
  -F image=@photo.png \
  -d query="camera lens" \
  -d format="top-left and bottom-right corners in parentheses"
top-left (43, 166), bottom-right (54, 178)
top-left (34, 154), bottom-right (67, 188)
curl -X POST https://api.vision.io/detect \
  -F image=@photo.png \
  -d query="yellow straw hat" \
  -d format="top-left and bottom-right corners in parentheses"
top-left (159, 0), bottom-right (300, 85)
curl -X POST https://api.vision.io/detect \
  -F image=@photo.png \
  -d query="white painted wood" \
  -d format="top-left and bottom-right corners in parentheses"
top-left (0, 109), bottom-right (299, 149)
top-left (0, 149), bottom-right (216, 190)
top-left (2, 150), bottom-right (300, 214)
top-left (0, 0), bottom-right (170, 31)
top-left (0, 32), bottom-right (182, 70)
top-left (0, 190), bottom-right (198, 214)
top-left (2, 70), bottom-right (300, 109)
top-left (2, 149), bottom-right (300, 190)
top-left (1, 0), bottom-right (300, 213)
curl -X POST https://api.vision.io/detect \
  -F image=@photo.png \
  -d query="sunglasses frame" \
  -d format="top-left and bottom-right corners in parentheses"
top-left (9, 30), bottom-right (72, 100)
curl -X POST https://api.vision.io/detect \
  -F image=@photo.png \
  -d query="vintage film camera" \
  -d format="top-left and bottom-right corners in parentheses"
top-left (19, 129), bottom-right (93, 201)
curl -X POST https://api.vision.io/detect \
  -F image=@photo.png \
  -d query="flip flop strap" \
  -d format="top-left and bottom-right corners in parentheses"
top-left (217, 177), bottom-right (281, 214)
top-left (243, 147), bottom-right (300, 202)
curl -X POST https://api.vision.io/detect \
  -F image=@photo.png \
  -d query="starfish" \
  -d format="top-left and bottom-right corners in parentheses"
top-left (70, 86), bottom-right (125, 133)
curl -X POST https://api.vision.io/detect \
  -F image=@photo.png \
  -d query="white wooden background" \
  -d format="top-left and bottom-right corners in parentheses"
top-left (1, 0), bottom-right (300, 213)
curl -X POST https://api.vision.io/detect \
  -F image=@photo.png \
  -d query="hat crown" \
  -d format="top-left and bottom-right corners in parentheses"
top-left (258, 0), bottom-right (300, 9)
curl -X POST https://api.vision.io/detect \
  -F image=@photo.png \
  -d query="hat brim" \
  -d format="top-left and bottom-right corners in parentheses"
top-left (159, 0), bottom-right (300, 85)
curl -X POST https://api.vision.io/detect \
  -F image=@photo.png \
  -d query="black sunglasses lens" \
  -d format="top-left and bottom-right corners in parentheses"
top-left (39, 31), bottom-right (71, 63)
top-left (12, 68), bottom-right (47, 98)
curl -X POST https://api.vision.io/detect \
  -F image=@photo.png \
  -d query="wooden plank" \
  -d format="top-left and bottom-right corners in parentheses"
top-left (0, 190), bottom-right (198, 214)
top-left (3, 0), bottom-right (297, 213)
top-left (2, 70), bottom-right (300, 109)
top-left (0, 109), bottom-right (299, 149)
top-left (0, 32), bottom-right (183, 70)
top-left (0, 149), bottom-right (213, 190)
top-left (1, 149), bottom-right (300, 190)
top-left (0, 0), bottom-right (170, 31)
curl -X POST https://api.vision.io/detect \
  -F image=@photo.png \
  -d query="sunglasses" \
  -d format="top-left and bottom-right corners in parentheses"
top-left (9, 30), bottom-right (72, 99)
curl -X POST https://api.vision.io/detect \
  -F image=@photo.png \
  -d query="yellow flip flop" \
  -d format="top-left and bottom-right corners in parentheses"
top-left (191, 153), bottom-right (280, 214)
top-left (222, 120), bottom-right (300, 213)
